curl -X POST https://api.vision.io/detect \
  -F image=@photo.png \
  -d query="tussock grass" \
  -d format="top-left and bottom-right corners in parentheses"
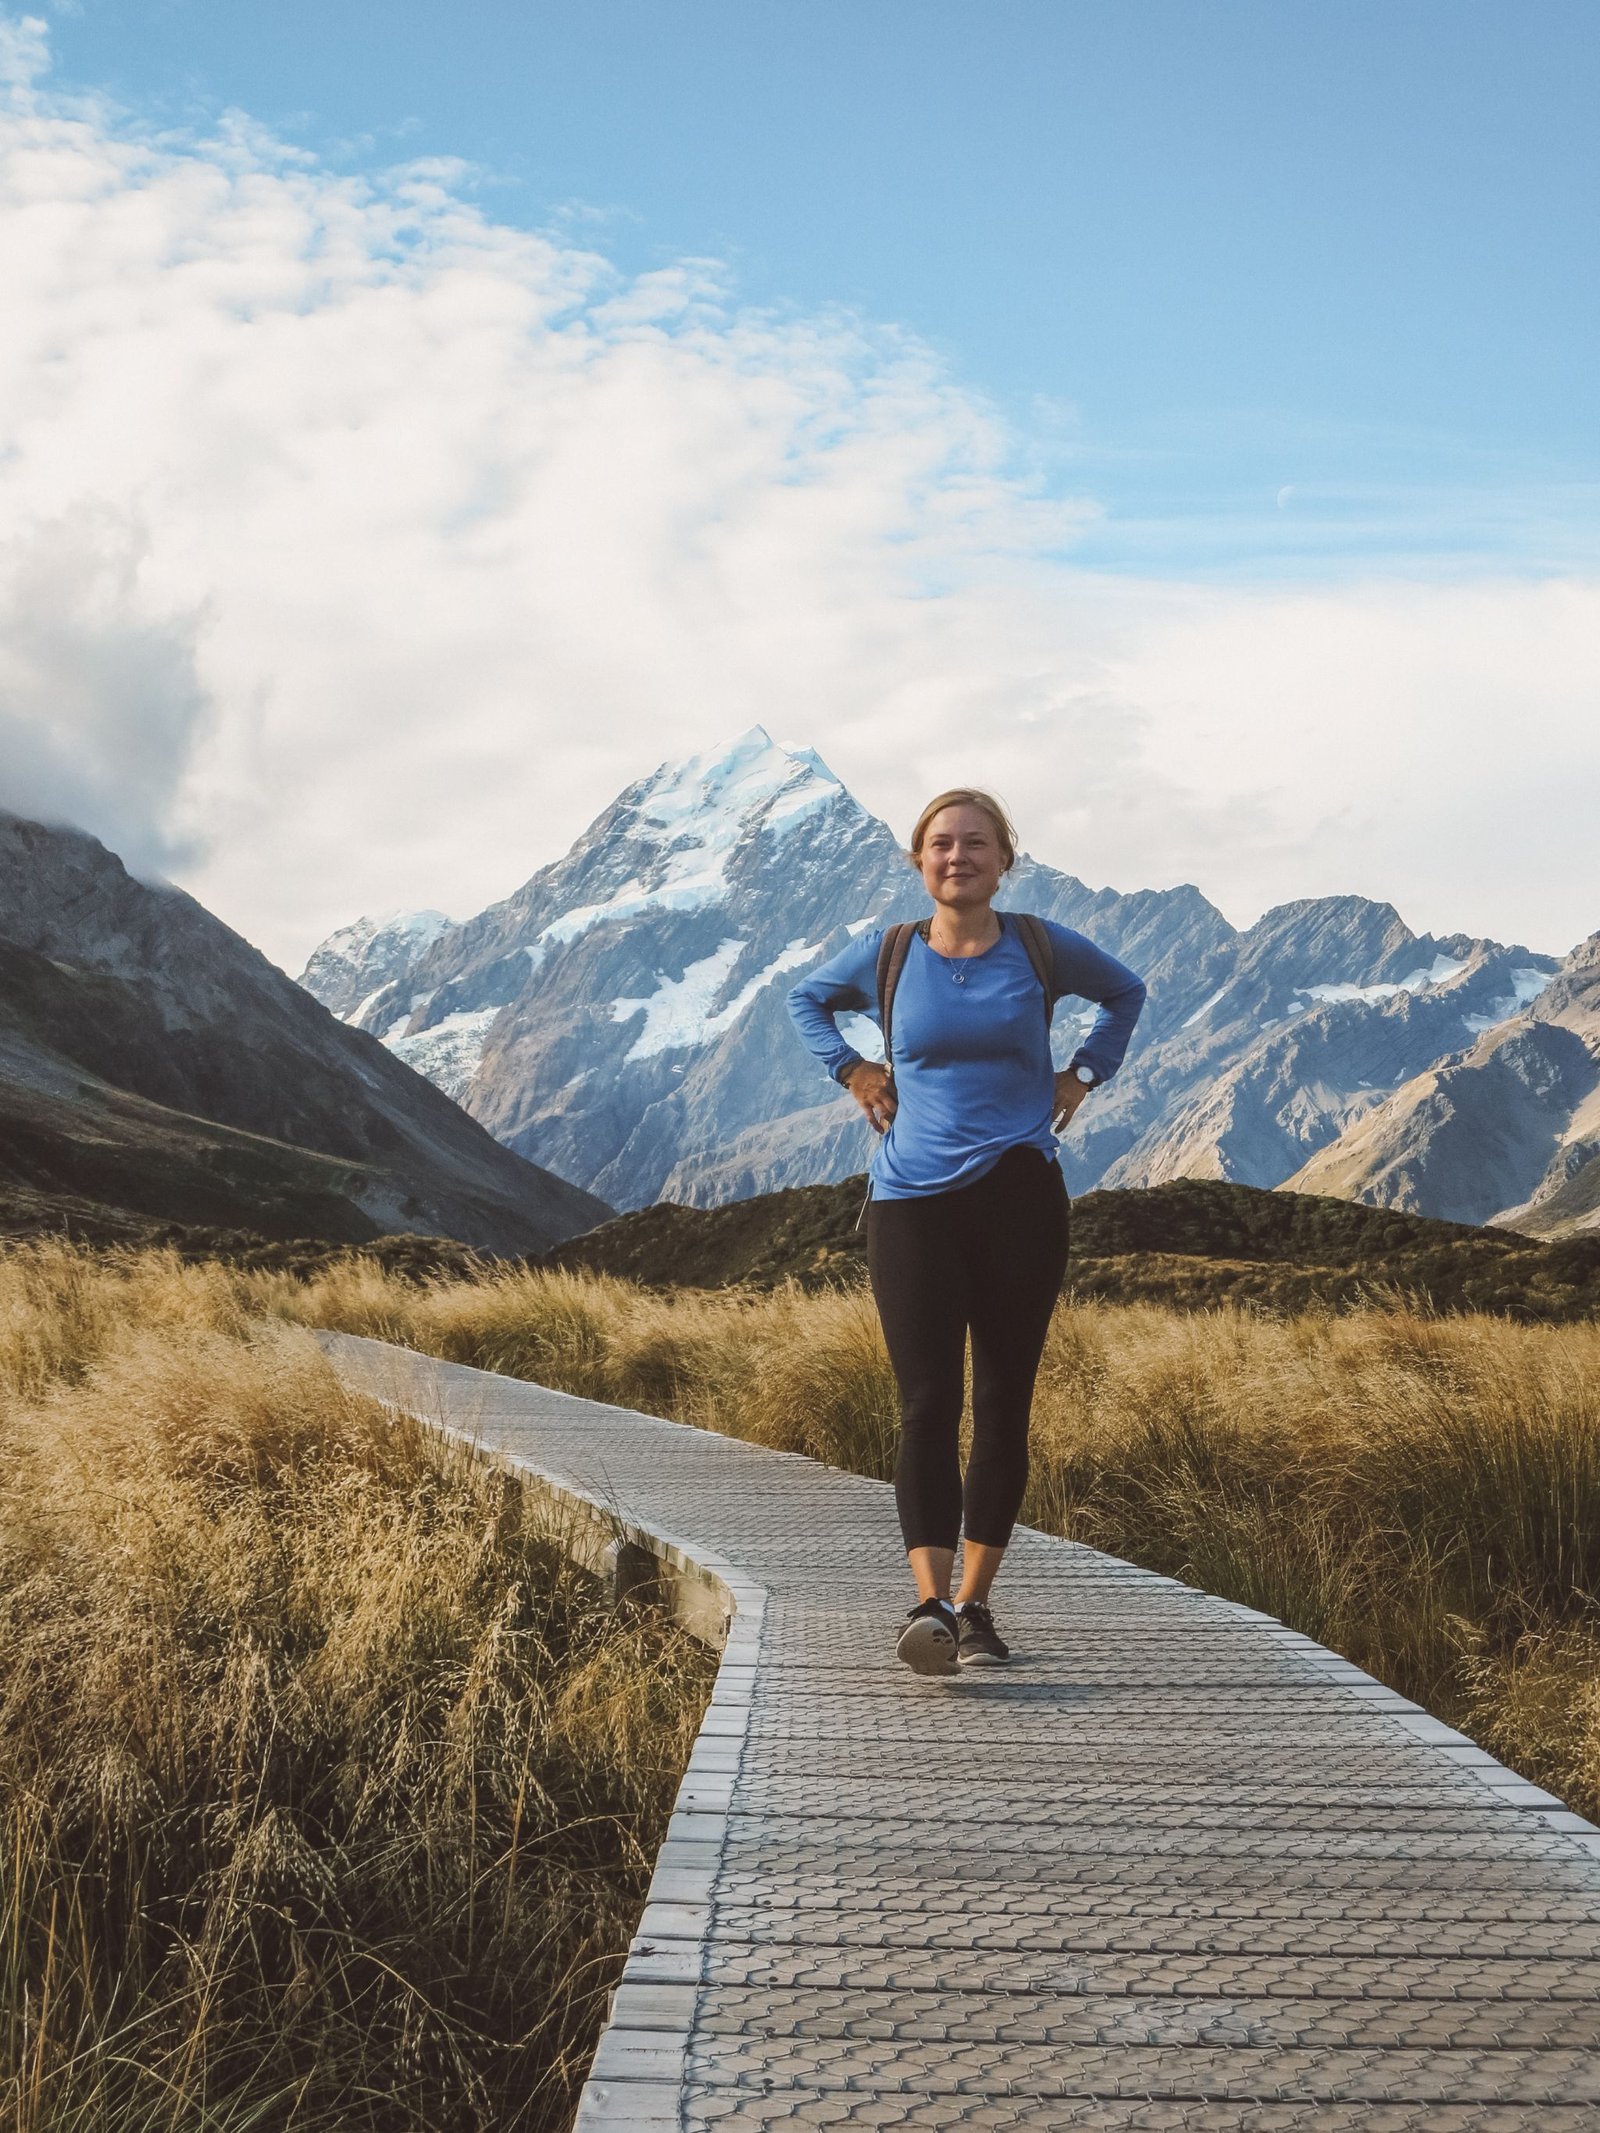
top-left (267, 1256), bottom-right (1600, 1822)
top-left (0, 1244), bottom-right (714, 2132)
top-left (7, 1231), bottom-right (1596, 2131)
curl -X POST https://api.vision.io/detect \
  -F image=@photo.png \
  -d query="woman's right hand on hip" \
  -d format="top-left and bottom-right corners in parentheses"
top-left (843, 1061), bottom-right (897, 1134)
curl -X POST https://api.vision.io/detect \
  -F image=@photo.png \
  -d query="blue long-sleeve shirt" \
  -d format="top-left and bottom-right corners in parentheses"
top-left (784, 912), bottom-right (1147, 1198)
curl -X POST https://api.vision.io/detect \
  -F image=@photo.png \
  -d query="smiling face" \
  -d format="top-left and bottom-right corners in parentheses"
top-left (915, 802), bottom-right (1007, 915)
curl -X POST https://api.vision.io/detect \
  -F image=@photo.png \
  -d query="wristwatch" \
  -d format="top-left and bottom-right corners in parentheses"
top-left (1072, 1063), bottom-right (1096, 1085)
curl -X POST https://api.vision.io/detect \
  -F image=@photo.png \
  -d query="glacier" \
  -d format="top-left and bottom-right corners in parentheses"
top-left (387, 1007), bottom-right (504, 1104)
top-left (1292, 953), bottom-right (1469, 1008)
top-left (612, 934), bottom-right (824, 1063)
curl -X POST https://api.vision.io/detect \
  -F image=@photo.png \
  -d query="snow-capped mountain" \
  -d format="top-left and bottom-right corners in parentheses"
top-left (306, 727), bottom-right (930, 1202)
top-left (1286, 930), bottom-right (1600, 1231)
top-left (298, 724), bottom-right (1576, 1225)
top-left (1076, 901), bottom-right (1562, 1200)
top-left (298, 909), bottom-right (453, 1023)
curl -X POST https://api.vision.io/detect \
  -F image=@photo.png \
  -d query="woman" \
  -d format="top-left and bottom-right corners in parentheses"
top-left (785, 789), bottom-right (1147, 1676)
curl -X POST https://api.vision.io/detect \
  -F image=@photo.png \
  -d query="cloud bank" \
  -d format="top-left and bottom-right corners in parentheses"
top-left (0, 506), bottom-right (211, 873)
top-left (0, 16), bottom-right (1594, 966)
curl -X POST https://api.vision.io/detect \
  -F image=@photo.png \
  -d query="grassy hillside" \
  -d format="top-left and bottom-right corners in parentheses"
top-left (533, 1174), bottom-right (1600, 1323)
top-left (26, 1176), bottom-right (1598, 1324)
top-left (0, 1245), bottom-right (713, 2133)
top-left (0, 1070), bottom-right (402, 1245)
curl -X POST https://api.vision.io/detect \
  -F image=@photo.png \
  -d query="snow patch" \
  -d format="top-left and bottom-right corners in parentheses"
top-left (610, 934), bottom-right (826, 1063)
top-left (1293, 953), bottom-right (1469, 1009)
top-left (1181, 984), bottom-right (1229, 1030)
top-left (535, 872), bottom-right (733, 949)
top-left (377, 988), bottom-right (436, 1041)
top-left (1462, 966), bottom-right (1556, 1034)
top-left (838, 1011), bottom-right (885, 1063)
top-left (385, 1007), bottom-right (502, 1103)
top-left (762, 773), bottom-right (839, 839)
top-left (638, 724), bottom-right (840, 842)
top-left (345, 983), bottom-right (392, 1028)
top-left (300, 909), bottom-right (453, 1013)
top-left (386, 909), bottom-right (452, 945)
top-left (503, 731), bottom-right (852, 967)
top-left (847, 916), bottom-right (879, 937)
top-left (314, 908), bottom-right (452, 965)
top-left (622, 725), bottom-right (845, 893)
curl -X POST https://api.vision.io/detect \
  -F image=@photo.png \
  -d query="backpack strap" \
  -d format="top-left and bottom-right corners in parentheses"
top-left (874, 911), bottom-right (1058, 1071)
top-left (1010, 912), bottom-right (1058, 1025)
top-left (874, 918), bottom-right (929, 1071)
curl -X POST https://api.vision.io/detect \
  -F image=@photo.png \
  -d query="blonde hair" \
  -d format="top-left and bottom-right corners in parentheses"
top-left (906, 788), bottom-right (1018, 874)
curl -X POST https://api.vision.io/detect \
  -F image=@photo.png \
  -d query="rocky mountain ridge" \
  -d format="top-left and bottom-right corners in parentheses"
top-left (0, 811), bottom-right (612, 1251)
top-left (299, 725), bottom-right (1587, 1231)
top-left (1287, 929), bottom-right (1600, 1230)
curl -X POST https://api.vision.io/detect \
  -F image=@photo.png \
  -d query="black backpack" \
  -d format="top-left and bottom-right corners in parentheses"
top-left (873, 911), bottom-right (1057, 1071)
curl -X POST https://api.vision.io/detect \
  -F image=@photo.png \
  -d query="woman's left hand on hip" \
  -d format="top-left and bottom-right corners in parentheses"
top-left (1050, 1072), bottom-right (1092, 1131)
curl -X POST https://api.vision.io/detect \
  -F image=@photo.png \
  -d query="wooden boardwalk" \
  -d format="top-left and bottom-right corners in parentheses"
top-left (319, 1332), bottom-right (1600, 2130)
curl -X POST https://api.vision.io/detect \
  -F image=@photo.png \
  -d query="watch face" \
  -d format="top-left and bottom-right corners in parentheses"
top-left (1075, 1064), bottom-right (1095, 1084)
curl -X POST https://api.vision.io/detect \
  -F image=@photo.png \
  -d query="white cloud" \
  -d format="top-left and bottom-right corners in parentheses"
top-left (0, 14), bottom-right (45, 90)
top-left (1088, 574), bottom-right (1600, 954)
top-left (0, 17), bottom-right (1595, 969)
top-left (0, 505), bottom-right (211, 873)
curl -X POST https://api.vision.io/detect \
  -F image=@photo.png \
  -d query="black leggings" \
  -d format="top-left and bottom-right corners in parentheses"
top-left (866, 1141), bottom-right (1071, 1553)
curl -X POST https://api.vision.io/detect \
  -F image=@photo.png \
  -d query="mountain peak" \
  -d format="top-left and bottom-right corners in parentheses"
top-left (317, 908), bottom-right (453, 958)
top-left (296, 907), bottom-right (453, 1017)
top-left (637, 724), bottom-right (845, 835)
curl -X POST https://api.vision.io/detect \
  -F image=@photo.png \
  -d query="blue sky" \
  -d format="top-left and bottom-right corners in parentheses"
top-left (46, 0), bottom-right (1600, 577)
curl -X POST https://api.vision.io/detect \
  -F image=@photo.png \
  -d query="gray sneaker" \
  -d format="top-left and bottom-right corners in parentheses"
top-left (955, 1600), bottom-right (1010, 1667)
top-left (897, 1597), bottom-right (959, 1676)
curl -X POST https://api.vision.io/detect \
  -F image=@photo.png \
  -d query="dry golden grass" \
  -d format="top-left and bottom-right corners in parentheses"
top-left (0, 1244), bottom-right (714, 2132)
top-left (7, 1234), bottom-right (1597, 2132)
top-left (259, 1254), bottom-right (1600, 1822)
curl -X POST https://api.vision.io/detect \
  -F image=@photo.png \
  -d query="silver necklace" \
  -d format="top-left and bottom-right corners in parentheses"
top-left (929, 917), bottom-right (996, 985)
